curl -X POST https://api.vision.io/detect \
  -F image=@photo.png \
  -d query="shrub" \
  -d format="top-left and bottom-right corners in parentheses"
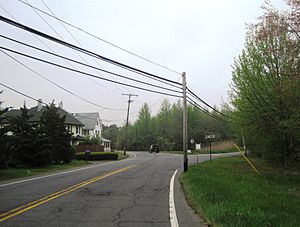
top-left (61, 145), bottom-right (75, 164)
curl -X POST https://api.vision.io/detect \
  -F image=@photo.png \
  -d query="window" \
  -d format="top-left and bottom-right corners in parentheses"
top-left (76, 126), bottom-right (79, 134)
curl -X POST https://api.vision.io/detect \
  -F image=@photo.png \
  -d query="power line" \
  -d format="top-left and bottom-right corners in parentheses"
top-left (187, 96), bottom-right (224, 122)
top-left (0, 45), bottom-right (182, 98)
top-left (0, 34), bottom-right (182, 94)
top-left (187, 87), bottom-right (231, 119)
top-left (0, 3), bottom-right (122, 95)
top-left (0, 49), bottom-right (126, 111)
top-left (28, 0), bottom-right (130, 94)
top-left (0, 82), bottom-right (48, 105)
top-left (0, 15), bottom-right (182, 87)
top-left (18, 0), bottom-right (182, 75)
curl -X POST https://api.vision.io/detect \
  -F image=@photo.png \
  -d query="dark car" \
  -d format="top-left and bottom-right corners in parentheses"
top-left (149, 144), bottom-right (159, 153)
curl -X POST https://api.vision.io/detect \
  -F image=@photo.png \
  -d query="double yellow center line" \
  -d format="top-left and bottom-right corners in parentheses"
top-left (0, 164), bottom-right (135, 222)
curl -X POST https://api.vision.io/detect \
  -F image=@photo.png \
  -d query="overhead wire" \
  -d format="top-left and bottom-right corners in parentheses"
top-left (0, 45), bottom-right (183, 98)
top-left (0, 49), bottom-right (126, 111)
top-left (18, 0), bottom-right (182, 76)
top-left (0, 15), bottom-right (182, 87)
top-left (0, 7), bottom-right (230, 124)
top-left (0, 34), bottom-right (182, 95)
top-left (187, 96), bottom-right (224, 122)
top-left (0, 3), bottom-right (122, 95)
top-left (187, 87), bottom-right (231, 119)
top-left (33, 0), bottom-right (130, 93)
top-left (0, 82), bottom-right (48, 105)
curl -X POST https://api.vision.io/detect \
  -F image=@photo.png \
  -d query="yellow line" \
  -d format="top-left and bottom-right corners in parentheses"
top-left (234, 144), bottom-right (260, 175)
top-left (0, 165), bottom-right (135, 222)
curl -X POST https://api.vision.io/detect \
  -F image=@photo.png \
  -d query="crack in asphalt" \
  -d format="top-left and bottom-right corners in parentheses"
top-left (113, 184), bottom-right (147, 227)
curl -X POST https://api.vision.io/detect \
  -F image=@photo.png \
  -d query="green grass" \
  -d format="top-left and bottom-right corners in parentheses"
top-left (0, 152), bottom-right (129, 182)
top-left (0, 160), bottom-right (89, 182)
top-left (180, 157), bottom-right (300, 226)
top-left (163, 147), bottom-right (236, 155)
top-left (116, 151), bottom-right (129, 160)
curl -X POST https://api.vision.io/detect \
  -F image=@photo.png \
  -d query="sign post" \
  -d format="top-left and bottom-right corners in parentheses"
top-left (205, 135), bottom-right (215, 163)
top-left (85, 149), bottom-right (91, 164)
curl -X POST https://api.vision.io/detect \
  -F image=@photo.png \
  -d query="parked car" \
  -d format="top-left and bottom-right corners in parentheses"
top-left (149, 144), bottom-right (159, 153)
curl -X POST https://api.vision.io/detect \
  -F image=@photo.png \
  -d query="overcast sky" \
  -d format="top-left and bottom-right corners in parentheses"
top-left (0, 0), bottom-right (288, 125)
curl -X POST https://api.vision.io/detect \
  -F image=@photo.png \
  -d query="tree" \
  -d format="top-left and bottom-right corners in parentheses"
top-left (102, 124), bottom-right (119, 150)
top-left (8, 105), bottom-right (51, 166)
top-left (230, 2), bottom-right (300, 166)
top-left (134, 103), bottom-right (153, 150)
top-left (40, 103), bottom-right (74, 164)
top-left (0, 93), bottom-right (10, 168)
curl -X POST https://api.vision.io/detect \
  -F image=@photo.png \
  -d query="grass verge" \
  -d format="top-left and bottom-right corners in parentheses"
top-left (163, 147), bottom-right (236, 155)
top-left (0, 152), bottom-right (129, 182)
top-left (180, 156), bottom-right (300, 226)
top-left (0, 160), bottom-right (89, 182)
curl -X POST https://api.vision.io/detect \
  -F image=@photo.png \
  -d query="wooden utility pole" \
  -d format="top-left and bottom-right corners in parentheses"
top-left (182, 72), bottom-right (188, 172)
top-left (122, 93), bottom-right (138, 156)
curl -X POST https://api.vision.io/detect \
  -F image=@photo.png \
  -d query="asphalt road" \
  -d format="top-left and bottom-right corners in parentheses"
top-left (0, 152), bottom-right (239, 227)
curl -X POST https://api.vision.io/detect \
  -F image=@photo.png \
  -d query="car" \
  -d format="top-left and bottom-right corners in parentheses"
top-left (149, 144), bottom-right (159, 153)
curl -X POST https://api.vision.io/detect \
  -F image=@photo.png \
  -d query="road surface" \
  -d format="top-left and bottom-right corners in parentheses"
top-left (0, 152), bottom-right (238, 226)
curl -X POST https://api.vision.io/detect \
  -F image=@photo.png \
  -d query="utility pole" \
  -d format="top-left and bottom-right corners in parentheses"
top-left (182, 72), bottom-right (188, 172)
top-left (122, 93), bottom-right (138, 156)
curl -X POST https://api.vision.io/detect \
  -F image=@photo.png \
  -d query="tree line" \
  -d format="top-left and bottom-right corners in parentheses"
top-left (103, 99), bottom-right (231, 152)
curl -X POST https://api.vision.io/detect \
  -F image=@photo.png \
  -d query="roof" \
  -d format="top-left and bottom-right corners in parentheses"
top-left (101, 137), bottom-right (111, 142)
top-left (4, 106), bottom-right (84, 126)
top-left (72, 112), bottom-right (100, 130)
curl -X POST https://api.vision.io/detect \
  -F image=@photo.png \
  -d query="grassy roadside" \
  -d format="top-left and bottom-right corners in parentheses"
top-left (0, 151), bottom-right (129, 182)
top-left (0, 160), bottom-right (89, 182)
top-left (180, 156), bottom-right (300, 226)
top-left (163, 147), bottom-right (236, 155)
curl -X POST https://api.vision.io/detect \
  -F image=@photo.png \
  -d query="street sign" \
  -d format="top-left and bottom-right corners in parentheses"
top-left (205, 135), bottom-right (215, 139)
top-left (190, 139), bottom-right (194, 144)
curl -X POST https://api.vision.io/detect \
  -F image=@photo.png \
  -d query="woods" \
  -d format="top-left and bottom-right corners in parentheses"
top-left (103, 98), bottom-right (230, 152)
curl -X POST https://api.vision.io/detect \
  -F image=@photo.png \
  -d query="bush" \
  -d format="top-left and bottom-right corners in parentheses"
top-left (61, 146), bottom-right (75, 164)
top-left (75, 152), bottom-right (118, 161)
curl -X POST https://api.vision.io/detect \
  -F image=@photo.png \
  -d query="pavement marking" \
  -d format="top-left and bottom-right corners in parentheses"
top-left (0, 152), bottom-right (137, 187)
top-left (169, 169), bottom-right (179, 227)
top-left (0, 164), bottom-right (136, 222)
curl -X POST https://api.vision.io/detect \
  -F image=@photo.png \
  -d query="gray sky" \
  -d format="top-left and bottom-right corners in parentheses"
top-left (0, 0), bottom-right (288, 125)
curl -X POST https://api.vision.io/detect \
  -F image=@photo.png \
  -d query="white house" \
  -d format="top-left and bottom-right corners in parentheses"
top-left (72, 112), bottom-right (102, 137)
top-left (73, 112), bottom-right (111, 151)
top-left (4, 100), bottom-right (85, 144)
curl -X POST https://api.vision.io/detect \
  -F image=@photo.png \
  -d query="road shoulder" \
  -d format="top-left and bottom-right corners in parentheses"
top-left (174, 171), bottom-right (207, 227)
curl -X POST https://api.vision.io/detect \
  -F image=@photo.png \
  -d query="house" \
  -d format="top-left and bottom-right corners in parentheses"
top-left (72, 112), bottom-right (102, 137)
top-left (73, 112), bottom-right (111, 152)
top-left (4, 99), bottom-right (84, 144)
top-left (101, 138), bottom-right (111, 152)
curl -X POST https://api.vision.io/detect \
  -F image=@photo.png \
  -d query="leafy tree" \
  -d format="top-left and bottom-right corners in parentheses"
top-left (230, 2), bottom-right (300, 166)
top-left (40, 103), bottom-right (74, 163)
top-left (102, 124), bottom-right (119, 150)
top-left (134, 103), bottom-right (153, 150)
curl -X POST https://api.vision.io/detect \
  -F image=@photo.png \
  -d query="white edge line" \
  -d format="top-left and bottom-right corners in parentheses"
top-left (169, 169), bottom-right (179, 227)
top-left (0, 152), bottom-right (137, 187)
